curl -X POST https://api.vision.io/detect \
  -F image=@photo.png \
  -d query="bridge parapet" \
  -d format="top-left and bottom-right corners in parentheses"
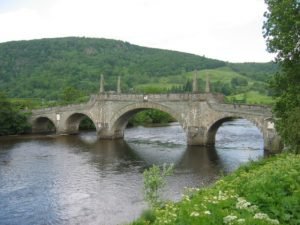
top-left (96, 93), bottom-right (224, 102)
top-left (31, 102), bottom-right (94, 115)
top-left (209, 102), bottom-right (272, 116)
top-left (31, 93), bottom-right (225, 115)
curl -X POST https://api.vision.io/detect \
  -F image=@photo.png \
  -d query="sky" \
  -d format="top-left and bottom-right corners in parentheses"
top-left (0, 0), bottom-right (275, 62)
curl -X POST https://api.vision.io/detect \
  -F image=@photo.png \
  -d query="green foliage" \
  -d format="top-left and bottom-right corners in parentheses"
top-left (0, 37), bottom-right (225, 100)
top-left (128, 110), bottom-right (175, 126)
top-left (0, 37), bottom-right (278, 105)
top-left (78, 117), bottom-right (96, 130)
top-left (263, 0), bottom-right (299, 60)
top-left (0, 92), bottom-right (31, 135)
top-left (263, 0), bottom-right (300, 153)
top-left (143, 164), bottom-right (174, 209)
top-left (228, 62), bottom-right (278, 82)
top-left (227, 91), bottom-right (274, 105)
top-left (275, 107), bottom-right (300, 153)
top-left (139, 209), bottom-right (156, 224)
top-left (61, 86), bottom-right (85, 104)
top-left (231, 77), bottom-right (248, 87)
top-left (132, 153), bottom-right (300, 225)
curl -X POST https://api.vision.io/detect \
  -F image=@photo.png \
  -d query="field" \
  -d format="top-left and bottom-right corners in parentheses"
top-left (135, 66), bottom-right (274, 105)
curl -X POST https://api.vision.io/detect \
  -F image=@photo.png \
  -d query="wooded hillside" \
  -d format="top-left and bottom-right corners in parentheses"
top-left (0, 37), bottom-right (277, 105)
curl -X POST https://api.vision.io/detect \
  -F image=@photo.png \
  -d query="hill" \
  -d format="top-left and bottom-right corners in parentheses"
top-left (0, 37), bottom-right (277, 105)
top-left (0, 37), bottom-right (224, 99)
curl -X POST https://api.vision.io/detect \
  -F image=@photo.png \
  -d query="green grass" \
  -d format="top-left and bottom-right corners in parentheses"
top-left (130, 153), bottom-right (300, 225)
top-left (186, 66), bottom-right (252, 83)
top-left (134, 83), bottom-right (179, 93)
top-left (132, 67), bottom-right (274, 106)
top-left (227, 91), bottom-right (275, 105)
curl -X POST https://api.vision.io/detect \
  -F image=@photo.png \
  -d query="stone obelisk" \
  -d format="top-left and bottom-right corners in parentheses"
top-left (205, 74), bottom-right (210, 93)
top-left (100, 74), bottom-right (104, 93)
top-left (192, 72), bottom-right (199, 93)
top-left (117, 76), bottom-right (121, 93)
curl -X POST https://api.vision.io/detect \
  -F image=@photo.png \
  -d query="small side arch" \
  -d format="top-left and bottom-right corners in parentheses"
top-left (206, 116), bottom-right (264, 145)
top-left (65, 113), bottom-right (97, 134)
top-left (32, 117), bottom-right (56, 134)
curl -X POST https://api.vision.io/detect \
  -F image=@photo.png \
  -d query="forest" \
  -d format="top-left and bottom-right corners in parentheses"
top-left (0, 37), bottom-right (277, 108)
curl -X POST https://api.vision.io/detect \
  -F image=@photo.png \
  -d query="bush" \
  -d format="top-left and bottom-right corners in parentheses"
top-left (131, 153), bottom-right (300, 225)
top-left (0, 92), bottom-right (31, 135)
top-left (143, 164), bottom-right (174, 209)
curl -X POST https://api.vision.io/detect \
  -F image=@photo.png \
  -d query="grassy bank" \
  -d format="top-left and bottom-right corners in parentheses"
top-left (131, 153), bottom-right (300, 225)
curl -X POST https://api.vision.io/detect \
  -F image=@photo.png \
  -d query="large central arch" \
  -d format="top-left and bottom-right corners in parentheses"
top-left (99, 102), bottom-right (185, 139)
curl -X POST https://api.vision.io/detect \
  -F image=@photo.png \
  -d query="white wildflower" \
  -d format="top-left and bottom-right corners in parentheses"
top-left (254, 212), bottom-right (270, 220)
top-left (268, 218), bottom-right (280, 224)
top-left (204, 210), bottom-right (211, 215)
top-left (223, 215), bottom-right (237, 224)
top-left (190, 211), bottom-right (200, 217)
top-left (183, 195), bottom-right (191, 202)
top-left (254, 213), bottom-right (280, 224)
top-left (236, 197), bottom-right (251, 209)
top-left (217, 190), bottom-right (229, 201)
top-left (237, 218), bottom-right (245, 223)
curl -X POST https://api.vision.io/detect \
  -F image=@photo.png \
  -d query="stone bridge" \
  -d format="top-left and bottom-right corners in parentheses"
top-left (29, 92), bottom-right (282, 153)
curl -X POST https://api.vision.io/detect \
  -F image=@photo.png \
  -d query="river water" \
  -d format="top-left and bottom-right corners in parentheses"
top-left (0, 119), bottom-right (264, 225)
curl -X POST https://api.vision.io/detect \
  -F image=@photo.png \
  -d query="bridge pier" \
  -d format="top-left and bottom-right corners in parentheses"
top-left (263, 129), bottom-right (283, 153)
top-left (97, 128), bottom-right (124, 140)
top-left (186, 126), bottom-right (208, 146)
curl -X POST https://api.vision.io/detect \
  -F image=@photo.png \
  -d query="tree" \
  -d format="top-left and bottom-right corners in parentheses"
top-left (263, 0), bottom-right (300, 153)
top-left (61, 86), bottom-right (84, 103)
top-left (0, 92), bottom-right (31, 135)
top-left (231, 77), bottom-right (248, 87)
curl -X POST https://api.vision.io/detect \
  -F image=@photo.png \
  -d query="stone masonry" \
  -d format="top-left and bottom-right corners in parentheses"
top-left (29, 92), bottom-right (282, 153)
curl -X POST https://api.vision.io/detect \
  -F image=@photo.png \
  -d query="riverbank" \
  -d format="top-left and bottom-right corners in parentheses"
top-left (131, 153), bottom-right (300, 225)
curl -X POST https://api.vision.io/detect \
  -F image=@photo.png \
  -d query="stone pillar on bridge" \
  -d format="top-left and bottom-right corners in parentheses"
top-left (205, 74), bottom-right (210, 93)
top-left (100, 74), bottom-right (104, 93)
top-left (117, 76), bottom-right (121, 94)
top-left (192, 72), bottom-right (199, 93)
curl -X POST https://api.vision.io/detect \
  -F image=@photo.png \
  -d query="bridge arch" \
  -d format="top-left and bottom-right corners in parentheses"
top-left (32, 116), bottom-right (56, 134)
top-left (99, 102), bottom-right (184, 139)
top-left (65, 113), bottom-right (97, 134)
top-left (206, 115), bottom-right (264, 146)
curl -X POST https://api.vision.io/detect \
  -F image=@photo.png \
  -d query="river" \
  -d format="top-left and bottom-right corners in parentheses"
top-left (0, 119), bottom-right (264, 225)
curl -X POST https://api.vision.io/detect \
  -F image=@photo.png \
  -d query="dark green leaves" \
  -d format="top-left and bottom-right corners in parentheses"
top-left (0, 92), bottom-right (31, 135)
top-left (264, 0), bottom-right (300, 152)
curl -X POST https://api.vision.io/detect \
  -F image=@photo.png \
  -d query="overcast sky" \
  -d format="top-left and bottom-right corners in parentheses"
top-left (0, 0), bottom-right (275, 62)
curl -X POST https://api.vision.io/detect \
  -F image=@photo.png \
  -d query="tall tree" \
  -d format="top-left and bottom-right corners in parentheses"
top-left (61, 86), bottom-right (84, 103)
top-left (0, 92), bottom-right (30, 135)
top-left (263, 0), bottom-right (300, 152)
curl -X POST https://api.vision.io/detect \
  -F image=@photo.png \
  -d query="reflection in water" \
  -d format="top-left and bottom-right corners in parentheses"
top-left (0, 119), bottom-right (264, 225)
